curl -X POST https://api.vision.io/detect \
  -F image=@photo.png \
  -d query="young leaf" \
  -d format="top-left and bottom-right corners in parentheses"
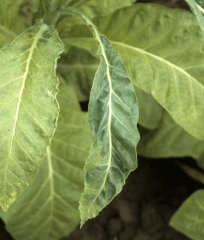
top-left (62, 4), bottom-right (204, 140)
top-left (62, 8), bottom-right (140, 226)
top-left (0, 22), bottom-right (64, 211)
top-left (170, 190), bottom-right (204, 240)
top-left (0, 81), bottom-right (92, 240)
top-left (185, 0), bottom-right (204, 32)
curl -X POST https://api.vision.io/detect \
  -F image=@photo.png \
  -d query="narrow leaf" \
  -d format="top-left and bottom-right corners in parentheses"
top-left (62, 4), bottom-right (204, 140)
top-left (170, 190), bottom-right (204, 240)
top-left (63, 8), bottom-right (140, 226)
top-left (0, 81), bottom-right (92, 240)
top-left (0, 22), bottom-right (64, 211)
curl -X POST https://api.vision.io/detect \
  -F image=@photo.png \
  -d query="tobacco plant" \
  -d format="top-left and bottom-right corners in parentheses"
top-left (0, 0), bottom-right (204, 240)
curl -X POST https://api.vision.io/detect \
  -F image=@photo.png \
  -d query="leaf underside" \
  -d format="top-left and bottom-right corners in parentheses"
top-left (0, 81), bottom-right (92, 240)
top-left (0, 22), bottom-right (64, 211)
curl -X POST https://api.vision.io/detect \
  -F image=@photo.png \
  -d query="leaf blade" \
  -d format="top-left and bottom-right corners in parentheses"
top-left (80, 33), bottom-right (140, 226)
top-left (0, 81), bottom-right (92, 240)
top-left (63, 9), bottom-right (140, 225)
top-left (62, 4), bottom-right (204, 140)
top-left (185, 0), bottom-right (204, 32)
top-left (170, 190), bottom-right (204, 240)
top-left (0, 22), bottom-right (64, 211)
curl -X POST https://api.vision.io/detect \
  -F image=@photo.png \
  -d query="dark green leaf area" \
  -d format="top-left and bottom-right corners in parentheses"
top-left (80, 34), bottom-right (139, 224)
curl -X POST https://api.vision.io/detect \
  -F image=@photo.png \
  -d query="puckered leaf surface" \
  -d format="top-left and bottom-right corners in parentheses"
top-left (0, 22), bottom-right (63, 211)
top-left (62, 4), bottom-right (204, 140)
top-left (58, 47), bottom-right (163, 129)
top-left (62, 8), bottom-right (140, 225)
top-left (80, 33), bottom-right (140, 225)
top-left (170, 190), bottom-right (204, 240)
top-left (0, 81), bottom-right (92, 240)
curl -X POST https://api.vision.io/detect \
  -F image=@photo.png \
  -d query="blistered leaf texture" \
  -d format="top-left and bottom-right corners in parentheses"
top-left (63, 4), bottom-right (204, 140)
top-left (170, 190), bottom-right (204, 240)
top-left (0, 23), bottom-right (64, 211)
top-left (0, 81), bottom-right (92, 240)
top-left (63, 10), bottom-right (140, 225)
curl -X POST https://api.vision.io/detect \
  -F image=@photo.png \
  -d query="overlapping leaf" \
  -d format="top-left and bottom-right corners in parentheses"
top-left (0, 0), bottom-right (25, 47)
top-left (62, 4), bottom-right (204, 140)
top-left (57, 0), bottom-right (135, 37)
top-left (185, 0), bottom-right (204, 32)
top-left (138, 113), bottom-right (204, 167)
top-left (0, 81), bottom-right (92, 240)
top-left (58, 47), bottom-right (163, 129)
top-left (0, 0), bottom-right (25, 34)
top-left (62, 8), bottom-right (140, 225)
top-left (0, 22), bottom-right (63, 211)
top-left (170, 190), bottom-right (204, 240)
top-left (58, 47), bottom-right (99, 101)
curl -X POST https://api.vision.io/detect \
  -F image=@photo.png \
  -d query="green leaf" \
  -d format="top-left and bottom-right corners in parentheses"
top-left (62, 4), bottom-right (204, 140)
top-left (0, 22), bottom-right (64, 211)
top-left (0, 25), bottom-right (16, 48)
top-left (138, 113), bottom-right (204, 164)
top-left (63, 8), bottom-right (140, 226)
top-left (135, 88), bottom-right (164, 130)
top-left (58, 47), bottom-right (163, 129)
top-left (57, 0), bottom-right (135, 37)
top-left (170, 190), bottom-right (204, 240)
top-left (67, 0), bottom-right (135, 18)
top-left (0, 0), bottom-right (25, 34)
top-left (58, 47), bottom-right (99, 101)
top-left (0, 80), bottom-right (92, 240)
top-left (185, 0), bottom-right (204, 32)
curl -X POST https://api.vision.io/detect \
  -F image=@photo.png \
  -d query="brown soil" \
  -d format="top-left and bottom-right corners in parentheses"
top-left (66, 158), bottom-right (203, 240)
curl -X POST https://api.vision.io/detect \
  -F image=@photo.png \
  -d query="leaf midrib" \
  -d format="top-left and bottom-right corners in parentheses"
top-left (85, 40), bottom-right (113, 215)
top-left (67, 37), bottom-right (204, 90)
top-left (2, 25), bottom-right (49, 207)
top-left (111, 40), bottom-right (204, 88)
top-left (8, 25), bottom-right (48, 159)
